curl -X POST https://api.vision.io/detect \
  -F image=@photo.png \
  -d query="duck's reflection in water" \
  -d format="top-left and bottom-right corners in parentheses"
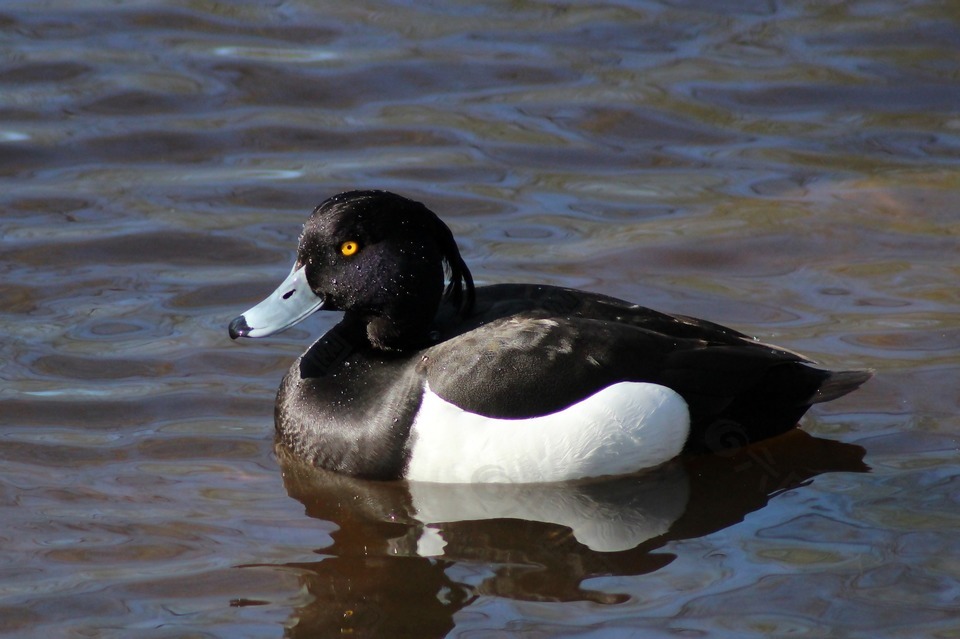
top-left (268, 430), bottom-right (867, 638)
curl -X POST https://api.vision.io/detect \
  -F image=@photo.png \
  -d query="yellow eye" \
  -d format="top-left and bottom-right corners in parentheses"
top-left (340, 241), bottom-right (359, 256)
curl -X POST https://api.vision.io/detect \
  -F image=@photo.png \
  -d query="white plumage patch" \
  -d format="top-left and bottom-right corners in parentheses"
top-left (405, 381), bottom-right (690, 483)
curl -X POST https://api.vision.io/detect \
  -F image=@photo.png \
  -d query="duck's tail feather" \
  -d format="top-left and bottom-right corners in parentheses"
top-left (807, 369), bottom-right (873, 404)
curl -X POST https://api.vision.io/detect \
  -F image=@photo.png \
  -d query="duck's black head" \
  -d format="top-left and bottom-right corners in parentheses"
top-left (229, 190), bottom-right (474, 350)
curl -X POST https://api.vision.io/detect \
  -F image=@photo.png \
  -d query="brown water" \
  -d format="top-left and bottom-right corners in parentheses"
top-left (1, 1), bottom-right (958, 637)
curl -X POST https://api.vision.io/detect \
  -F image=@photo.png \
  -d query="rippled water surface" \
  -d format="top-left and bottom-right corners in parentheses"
top-left (2, 1), bottom-right (958, 637)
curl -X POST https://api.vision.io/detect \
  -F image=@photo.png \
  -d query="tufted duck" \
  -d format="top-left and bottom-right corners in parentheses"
top-left (229, 191), bottom-right (871, 483)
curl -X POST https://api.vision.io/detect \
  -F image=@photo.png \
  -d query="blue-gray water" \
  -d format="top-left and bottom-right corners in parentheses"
top-left (1, 1), bottom-right (958, 637)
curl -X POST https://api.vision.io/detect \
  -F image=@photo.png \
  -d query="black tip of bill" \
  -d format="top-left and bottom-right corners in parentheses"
top-left (228, 315), bottom-right (251, 340)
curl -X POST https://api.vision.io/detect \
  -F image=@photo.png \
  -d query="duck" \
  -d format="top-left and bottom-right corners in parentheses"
top-left (229, 190), bottom-right (871, 484)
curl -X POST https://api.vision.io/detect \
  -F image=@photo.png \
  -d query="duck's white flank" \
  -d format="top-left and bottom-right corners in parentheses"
top-left (405, 382), bottom-right (690, 483)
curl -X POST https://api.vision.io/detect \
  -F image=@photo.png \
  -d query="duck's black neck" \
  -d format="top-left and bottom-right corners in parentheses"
top-left (296, 310), bottom-right (433, 379)
top-left (346, 299), bottom-right (441, 352)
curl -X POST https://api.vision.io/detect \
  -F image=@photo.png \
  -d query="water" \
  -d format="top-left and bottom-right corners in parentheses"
top-left (1, 1), bottom-right (958, 636)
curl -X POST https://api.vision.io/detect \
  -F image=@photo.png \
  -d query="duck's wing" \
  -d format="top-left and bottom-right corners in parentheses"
top-left (425, 285), bottom-right (869, 449)
top-left (424, 310), bottom-right (798, 418)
